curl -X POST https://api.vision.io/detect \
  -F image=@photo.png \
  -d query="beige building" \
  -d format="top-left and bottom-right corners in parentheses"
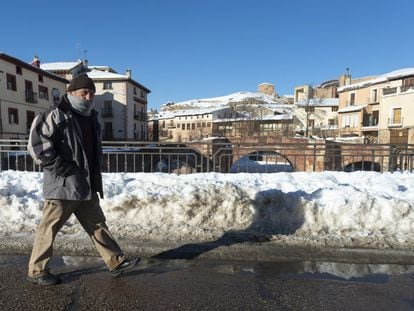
top-left (157, 107), bottom-right (241, 142)
top-left (0, 53), bottom-right (68, 139)
top-left (294, 98), bottom-right (339, 137)
top-left (337, 68), bottom-right (414, 144)
top-left (293, 79), bottom-right (340, 137)
top-left (41, 62), bottom-right (151, 141)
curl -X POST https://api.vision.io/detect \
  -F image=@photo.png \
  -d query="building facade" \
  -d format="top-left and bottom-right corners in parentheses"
top-left (337, 68), bottom-right (414, 144)
top-left (0, 53), bottom-right (68, 139)
top-left (40, 62), bottom-right (151, 141)
top-left (157, 107), bottom-right (243, 142)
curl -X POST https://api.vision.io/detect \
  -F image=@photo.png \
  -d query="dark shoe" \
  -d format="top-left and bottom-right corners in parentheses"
top-left (27, 273), bottom-right (60, 286)
top-left (111, 257), bottom-right (140, 277)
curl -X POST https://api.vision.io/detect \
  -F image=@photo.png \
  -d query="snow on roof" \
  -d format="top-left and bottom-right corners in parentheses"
top-left (88, 65), bottom-right (117, 73)
top-left (40, 61), bottom-right (82, 71)
top-left (157, 106), bottom-right (232, 119)
top-left (337, 105), bottom-right (367, 113)
top-left (86, 69), bottom-right (128, 80)
top-left (296, 98), bottom-right (339, 107)
top-left (338, 68), bottom-right (414, 92)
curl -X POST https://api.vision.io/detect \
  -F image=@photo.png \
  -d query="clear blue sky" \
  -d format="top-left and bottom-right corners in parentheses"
top-left (1, 0), bottom-right (413, 109)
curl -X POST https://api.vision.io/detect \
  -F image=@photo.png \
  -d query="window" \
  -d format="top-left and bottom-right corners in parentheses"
top-left (392, 108), bottom-right (402, 124)
top-left (331, 106), bottom-right (338, 112)
top-left (349, 93), bottom-right (355, 105)
top-left (103, 81), bottom-right (112, 89)
top-left (8, 108), bottom-right (19, 124)
top-left (383, 87), bottom-right (397, 96)
top-left (186, 124), bottom-right (190, 130)
top-left (38, 74), bottom-right (44, 82)
top-left (341, 113), bottom-right (359, 128)
top-left (308, 119), bottom-right (315, 128)
top-left (16, 66), bottom-right (22, 75)
top-left (306, 107), bottom-right (315, 113)
top-left (372, 110), bottom-right (379, 126)
top-left (181, 124), bottom-right (185, 130)
top-left (103, 101), bottom-right (112, 117)
top-left (191, 123), bottom-right (195, 130)
top-left (371, 89), bottom-right (378, 103)
top-left (38, 85), bottom-right (49, 100)
top-left (52, 88), bottom-right (60, 102)
top-left (134, 87), bottom-right (137, 95)
top-left (6, 74), bottom-right (17, 91)
top-left (26, 111), bottom-right (35, 132)
top-left (177, 123), bottom-right (180, 128)
top-left (328, 119), bottom-right (336, 126)
top-left (401, 77), bottom-right (414, 92)
top-left (104, 122), bottom-right (113, 139)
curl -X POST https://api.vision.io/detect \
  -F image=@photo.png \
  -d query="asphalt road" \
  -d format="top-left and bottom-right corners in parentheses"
top-left (1, 254), bottom-right (414, 311)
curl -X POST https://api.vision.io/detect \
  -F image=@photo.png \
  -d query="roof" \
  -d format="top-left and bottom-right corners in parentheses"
top-left (296, 98), bottom-right (339, 107)
top-left (338, 68), bottom-right (414, 92)
top-left (88, 65), bottom-right (117, 73)
top-left (40, 61), bottom-right (82, 71)
top-left (86, 70), bottom-right (151, 93)
top-left (337, 105), bottom-right (367, 113)
top-left (156, 106), bottom-right (233, 119)
top-left (0, 53), bottom-right (69, 83)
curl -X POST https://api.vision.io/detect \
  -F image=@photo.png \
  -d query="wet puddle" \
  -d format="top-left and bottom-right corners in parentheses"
top-left (2, 255), bottom-right (414, 284)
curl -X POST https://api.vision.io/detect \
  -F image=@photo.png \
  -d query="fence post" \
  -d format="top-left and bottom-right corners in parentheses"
top-left (313, 143), bottom-right (316, 172)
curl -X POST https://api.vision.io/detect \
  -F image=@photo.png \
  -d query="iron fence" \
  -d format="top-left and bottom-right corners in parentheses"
top-left (1, 139), bottom-right (414, 174)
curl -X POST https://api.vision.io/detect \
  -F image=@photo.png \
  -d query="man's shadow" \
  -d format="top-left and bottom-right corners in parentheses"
top-left (152, 188), bottom-right (308, 260)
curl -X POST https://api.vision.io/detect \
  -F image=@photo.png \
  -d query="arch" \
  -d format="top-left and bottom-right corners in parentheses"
top-left (343, 161), bottom-right (381, 172)
top-left (230, 150), bottom-right (294, 173)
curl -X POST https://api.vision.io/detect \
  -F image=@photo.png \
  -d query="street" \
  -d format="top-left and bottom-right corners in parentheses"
top-left (1, 254), bottom-right (413, 310)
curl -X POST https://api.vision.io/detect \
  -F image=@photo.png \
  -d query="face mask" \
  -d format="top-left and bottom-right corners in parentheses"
top-left (67, 94), bottom-right (95, 116)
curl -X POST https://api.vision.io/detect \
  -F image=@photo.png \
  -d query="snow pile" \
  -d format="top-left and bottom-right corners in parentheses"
top-left (0, 171), bottom-right (413, 249)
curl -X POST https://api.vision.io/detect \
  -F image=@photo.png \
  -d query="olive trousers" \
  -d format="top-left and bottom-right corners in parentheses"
top-left (28, 195), bottom-right (125, 277)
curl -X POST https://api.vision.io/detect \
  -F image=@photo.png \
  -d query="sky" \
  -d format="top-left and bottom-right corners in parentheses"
top-left (1, 170), bottom-right (414, 252)
top-left (1, 0), bottom-right (414, 110)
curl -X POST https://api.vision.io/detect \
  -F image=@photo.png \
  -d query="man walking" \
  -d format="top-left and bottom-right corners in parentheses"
top-left (27, 74), bottom-right (138, 285)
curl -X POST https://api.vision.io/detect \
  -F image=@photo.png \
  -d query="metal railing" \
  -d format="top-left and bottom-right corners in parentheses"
top-left (25, 90), bottom-right (38, 103)
top-left (1, 139), bottom-right (414, 174)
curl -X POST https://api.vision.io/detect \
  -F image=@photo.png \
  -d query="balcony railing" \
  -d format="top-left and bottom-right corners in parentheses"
top-left (25, 90), bottom-right (38, 103)
top-left (388, 117), bottom-right (403, 127)
top-left (134, 112), bottom-right (147, 121)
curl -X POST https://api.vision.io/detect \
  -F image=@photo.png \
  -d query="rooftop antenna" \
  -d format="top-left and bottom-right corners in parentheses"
top-left (76, 43), bottom-right (81, 60)
top-left (83, 49), bottom-right (88, 61)
top-left (346, 67), bottom-right (350, 77)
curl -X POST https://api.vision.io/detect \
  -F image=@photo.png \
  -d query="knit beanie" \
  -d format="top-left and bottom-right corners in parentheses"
top-left (67, 74), bottom-right (96, 92)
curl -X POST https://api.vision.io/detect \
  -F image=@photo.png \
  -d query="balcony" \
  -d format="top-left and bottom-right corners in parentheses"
top-left (102, 109), bottom-right (113, 118)
top-left (25, 90), bottom-right (38, 104)
top-left (388, 117), bottom-right (403, 128)
top-left (401, 84), bottom-right (414, 93)
top-left (134, 112), bottom-right (147, 121)
top-left (362, 114), bottom-right (378, 127)
top-left (102, 130), bottom-right (113, 140)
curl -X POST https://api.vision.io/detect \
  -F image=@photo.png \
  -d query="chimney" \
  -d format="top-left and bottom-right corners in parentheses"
top-left (126, 69), bottom-right (132, 78)
top-left (30, 55), bottom-right (40, 67)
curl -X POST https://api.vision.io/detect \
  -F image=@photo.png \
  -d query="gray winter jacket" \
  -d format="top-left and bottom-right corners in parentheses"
top-left (28, 95), bottom-right (103, 200)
